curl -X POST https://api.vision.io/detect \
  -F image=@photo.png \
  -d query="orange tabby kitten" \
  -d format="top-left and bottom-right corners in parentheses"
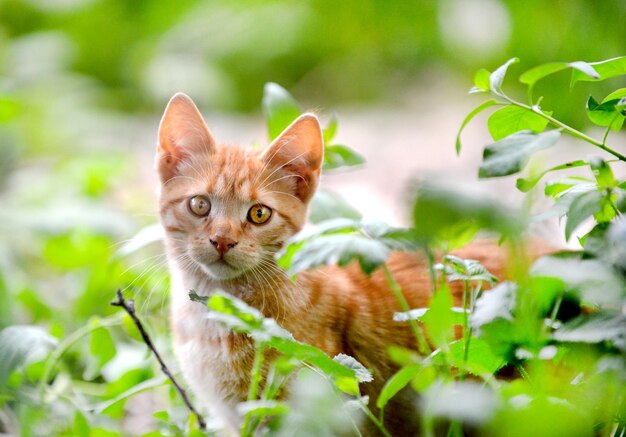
top-left (156, 93), bottom-right (507, 436)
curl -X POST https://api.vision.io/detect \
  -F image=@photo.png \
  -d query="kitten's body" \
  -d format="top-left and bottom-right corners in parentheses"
top-left (156, 94), bottom-right (507, 435)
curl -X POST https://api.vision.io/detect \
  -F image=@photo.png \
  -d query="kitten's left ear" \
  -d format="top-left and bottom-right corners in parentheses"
top-left (156, 93), bottom-right (217, 183)
top-left (260, 114), bottom-right (324, 203)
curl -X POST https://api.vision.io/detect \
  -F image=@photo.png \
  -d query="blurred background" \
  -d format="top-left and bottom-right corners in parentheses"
top-left (1, 0), bottom-right (625, 434)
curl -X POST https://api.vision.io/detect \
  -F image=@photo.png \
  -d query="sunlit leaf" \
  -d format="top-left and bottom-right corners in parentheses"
top-left (479, 130), bottom-right (561, 178)
top-left (447, 338), bottom-right (504, 376)
top-left (262, 82), bottom-right (301, 140)
top-left (571, 56), bottom-right (626, 86)
top-left (553, 312), bottom-right (626, 351)
top-left (237, 400), bottom-right (289, 417)
top-left (376, 363), bottom-right (421, 409)
top-left (487, 106), bottom-right (550, 141)
top-left (520, 61), bottom-right (598, 86)
top-left (530, 256), bottom-right (623, 306)
top-left (586, 96), bottom-right (626, 131)
top-left (422, 286), bottom-right (454, 349)
top-left (421, 380), bottom-right (499, 424)
top-left (412, 183), bottom-right (520, 241)
top-left (470, 282), bottom-right (517, 330)
top-left (0, 325), bottom-right (56, 387)
top-left (456, 100), bottom-right (499, 154)
top-left (86, 325), bottom-right (117, 380)
top-left (323, 144), bottom-right (365, 170)
top-left (473, 68), bottom-right (491, 91)
top-left (323, 113), bottom-right (339, 143)
top-left (437, 254), bottom-right (497, 283)
top-left (281, 233), bottom-right (390, 275)
top-left (589, 157), bottom-right (617, 189)
top-left (516, 160), bottom-right (587, 192)
top-left (602, 88), bottom-right (626, 103)
top-left (333, 354), bottom-right (372, 383)
top-left (489, 57), bottom-right (519, 93)
top-left (309, 190), bottom-right (362, 224)
top-left (564, 189), bottom-right (603, 240)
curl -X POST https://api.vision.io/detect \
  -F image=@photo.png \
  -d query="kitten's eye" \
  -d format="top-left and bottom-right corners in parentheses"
top-left (247, 204), bottom-right (272, 224)
top-left (189, 195), bottom-right (211, 217)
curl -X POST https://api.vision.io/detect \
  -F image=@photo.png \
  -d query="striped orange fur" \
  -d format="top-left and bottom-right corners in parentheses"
top-left (156, 93), bottom-right (512, 436)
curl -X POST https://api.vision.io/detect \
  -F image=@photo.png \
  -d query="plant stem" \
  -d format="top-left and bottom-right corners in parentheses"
top-left (242, 344), bottom-right (266, 437)
top-left (110, 289), bottom-right (206, 430)
top-left (359, 403), bottom-right (392, 437)
top-left (382, 265), bottom-right (431, 355)
top-left (504, 96), bottom-right (626, 162)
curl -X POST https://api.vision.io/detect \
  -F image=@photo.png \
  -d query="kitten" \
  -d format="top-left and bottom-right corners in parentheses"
top-left (156, 93), bottom-right (508, 436)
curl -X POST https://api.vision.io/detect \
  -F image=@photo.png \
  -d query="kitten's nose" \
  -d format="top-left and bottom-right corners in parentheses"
top-left (210, 235), bottom-right (238, 256)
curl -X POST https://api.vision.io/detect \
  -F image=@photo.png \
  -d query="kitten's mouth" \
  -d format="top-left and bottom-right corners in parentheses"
top-left (199, 258), bottom-right (245, 280)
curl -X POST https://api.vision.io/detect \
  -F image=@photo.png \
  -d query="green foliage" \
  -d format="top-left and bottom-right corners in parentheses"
top-left (3, 58), bottom-right (626, 436)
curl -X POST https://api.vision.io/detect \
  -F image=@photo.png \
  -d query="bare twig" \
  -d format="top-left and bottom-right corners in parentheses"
top-left (110, 289), bottom-right (206, 430)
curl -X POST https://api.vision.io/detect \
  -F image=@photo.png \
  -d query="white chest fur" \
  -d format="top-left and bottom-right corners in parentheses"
top-left (169, 275), bottom-right (255, 431)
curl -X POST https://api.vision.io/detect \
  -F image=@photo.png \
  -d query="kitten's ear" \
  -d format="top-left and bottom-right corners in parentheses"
top-left (260, 114), bottom-right (324, 203)
top-left (156, 93), bottom-right (216, 183)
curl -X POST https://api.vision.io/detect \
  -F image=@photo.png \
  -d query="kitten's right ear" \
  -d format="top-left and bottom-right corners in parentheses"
top-left (156, 93), bottom-right (216, 183)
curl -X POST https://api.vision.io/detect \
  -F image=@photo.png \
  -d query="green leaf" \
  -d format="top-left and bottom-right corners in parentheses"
top-left (553, 312), bottom-right (626, 351)
top-left (262, 82), bottom-right (301, 140)
top-left (470, 282), bottom-right (517, 330)
top-left (202, 292), bottom-right (367, 395)
top-left (87, 325), bottom-right (116, 379)
top-left (333, 354), bottom-right (372, 383)
top-left (308, 190), bottom-right (362, 224)
top-left (438, 255), bottom-right (498, 283)
top-left (281, 233), bottom-right (390, 275)
top-left (471, 68), bottom-right (491, 93)
top-left (447, 338), bottom-right (504, 375)
top-left (394, 307), bottom-right (467, 325)
top-left (323, 113), bottom-right (339, 143)
top-left (586, 96), bottom-right (625, 131)
top-left (0, 326), bottom-right (56, 387)
top-left (515, 160), bottom-right (587, 192)
top-left (276, 218), bottom-right (413, 275)
top-left (323, 144), bottom-right (365, 170)
top-left (237, 400), bottom-right (289, 418)
top-left (602, 88), bottom-right (626, 103)
top-left (479, 130), bottom-right (561, 178)
top-left (376, 363), bottom-right (421, 409)
top-left (422, 286), bottom-right (454, 349)
top-left (571, 56), bottom-right (626, 86)
top-left (564, 190), bottom-right (603, 240)
top-left (270, 338), bottom-right (360, 395)
top-left (206, 292), bottom-right (292, 342)
top-left (589, 157), bottom-right (617, 189)
top-left (74, 411), bottom-right (91, 437)
top-left (412, 183), bottom-right (519, 241)
top-left (422, 380), bottom-right (499, 424)
top-left (489, 57), bottom-right (519, 93)
top-left (520, 61), bottom-right (599, 86)
top-left (530, 256), bottom-right (623, 306)
top-left (456, 100), bottom-right (499, 154)
top-left (487, 106), bottom-right (550, 141)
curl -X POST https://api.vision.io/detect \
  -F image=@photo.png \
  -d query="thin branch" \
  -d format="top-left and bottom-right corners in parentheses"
top-left (110, 289), bottom-right (206, 430)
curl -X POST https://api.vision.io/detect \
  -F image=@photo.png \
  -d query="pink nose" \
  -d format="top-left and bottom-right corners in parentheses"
top-left (210, 235), bottom-right (238, 256)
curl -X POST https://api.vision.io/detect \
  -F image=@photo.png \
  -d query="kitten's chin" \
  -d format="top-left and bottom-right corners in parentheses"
top-left (198, 260), bottom-right (246, 281)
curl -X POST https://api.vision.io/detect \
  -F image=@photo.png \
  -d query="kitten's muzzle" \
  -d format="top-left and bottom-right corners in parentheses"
top-left (210, 235), bottom-right (238, 256)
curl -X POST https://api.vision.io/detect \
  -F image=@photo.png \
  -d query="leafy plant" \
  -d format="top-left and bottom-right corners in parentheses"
top-left (2, 67), bottom-right (625, 437)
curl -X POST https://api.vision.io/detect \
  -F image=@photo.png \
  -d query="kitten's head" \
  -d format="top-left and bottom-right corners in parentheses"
top-left (156, 93), bottom-right (323, 281)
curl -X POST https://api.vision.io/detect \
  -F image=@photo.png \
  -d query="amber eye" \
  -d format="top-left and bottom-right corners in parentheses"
top-left (189, 195), bottom-right (211, 217)
top-left (247, 204), bottom-right (272, 224)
